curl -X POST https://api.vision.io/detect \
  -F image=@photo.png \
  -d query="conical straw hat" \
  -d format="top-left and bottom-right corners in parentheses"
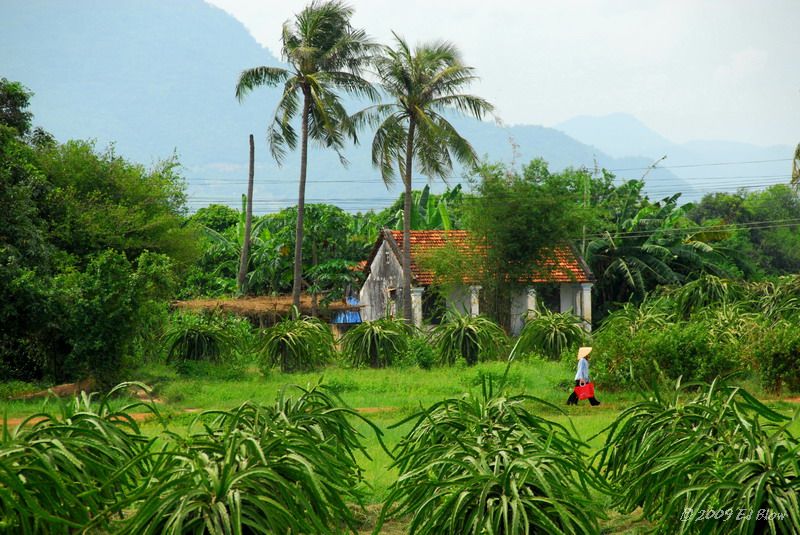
top-left (577, 346), bottom-right (593, 360)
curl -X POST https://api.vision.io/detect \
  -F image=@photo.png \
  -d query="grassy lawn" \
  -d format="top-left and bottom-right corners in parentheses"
top-left (2, 359), bottom-right (798, 533)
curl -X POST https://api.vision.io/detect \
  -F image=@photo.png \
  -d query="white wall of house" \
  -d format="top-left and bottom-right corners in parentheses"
top-left (446, 287), bottom-right (471, 315)
top-left (359, 241), bottom-right (404, 322)
top-left (560, 284), bottom-right (580, 316)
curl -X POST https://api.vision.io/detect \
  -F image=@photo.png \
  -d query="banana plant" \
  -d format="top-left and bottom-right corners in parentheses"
top-left (388, 184), bottom-right (461, 231)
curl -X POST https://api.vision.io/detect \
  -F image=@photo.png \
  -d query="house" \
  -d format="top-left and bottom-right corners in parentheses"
top-left (359, 229), bottom-right (595, 334)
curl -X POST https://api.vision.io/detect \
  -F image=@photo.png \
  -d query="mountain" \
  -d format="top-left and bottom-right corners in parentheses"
top-left (2, 0), bottom-right (692, 213)
top-left (556, 114), bottom-right (794, 200)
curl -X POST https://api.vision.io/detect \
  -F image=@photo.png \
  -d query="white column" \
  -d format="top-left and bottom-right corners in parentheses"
top-left (469, 285), bottom-right (482, 317)
top-left (410, 287), bottom-right (425, 328)
top-left (526, 287), bottom-right (537, 318)
top-left (580, 283), bottom-right (593, 331)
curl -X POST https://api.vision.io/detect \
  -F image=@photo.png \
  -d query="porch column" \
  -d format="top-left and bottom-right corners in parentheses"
top-left (469, 285), bottom-right (482, 317)
top-left (580, 283), bottom-right (593, 331)
top-left (410, 287), bottom-right (425, 328)
top-left (526, 287), bottom-right (538, 318)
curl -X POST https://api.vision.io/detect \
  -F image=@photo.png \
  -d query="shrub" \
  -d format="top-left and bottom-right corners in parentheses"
top-left (433, 312), bottom-right (506, 366)
top-left (669, 274), bottom-right (743, 318)
top-left (340, 317), bottom-right (414, 368)
top-left (378, 382), bottom-right (605, 534)
top-left (516, 307), bottom-right (587, 360)
top-left (597, 379), bottom-right (800, 534)
top-left (753, 320), bottom-right (800, 394)
top-left (0, 383), bottom-right (159, 533)
top-left (399, 336), bottom-right (436, 369)
top-left (122, 385), bottom-right (380, 535)
top-left (259, 316), bottom-right (334, 373)
top-left (162, 311), bottom-right (237, 365)
top-left (593, 308), bottom-right (741, 388)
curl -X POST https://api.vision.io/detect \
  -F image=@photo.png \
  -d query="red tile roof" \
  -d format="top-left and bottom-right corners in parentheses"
top-left (369, 230), bottom-right (592, 285)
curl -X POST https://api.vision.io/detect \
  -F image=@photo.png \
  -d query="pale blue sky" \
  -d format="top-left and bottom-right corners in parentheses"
top-left (207, 0), bottom-right (800, 147)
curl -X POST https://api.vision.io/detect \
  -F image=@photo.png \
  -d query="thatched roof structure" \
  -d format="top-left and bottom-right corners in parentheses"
top-left (173, 295), bottom-right (358, 326)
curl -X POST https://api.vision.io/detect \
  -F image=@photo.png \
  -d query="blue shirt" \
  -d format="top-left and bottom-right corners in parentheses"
top-left (575, 357), bottom-right (590, 382)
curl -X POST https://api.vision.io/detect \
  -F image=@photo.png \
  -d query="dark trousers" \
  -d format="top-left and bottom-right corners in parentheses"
top-left (566, 380), bottom-right (600, 406)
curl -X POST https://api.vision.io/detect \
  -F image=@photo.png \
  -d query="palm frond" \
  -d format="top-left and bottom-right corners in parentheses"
top-left (235, 66), bottom-right (290, 101)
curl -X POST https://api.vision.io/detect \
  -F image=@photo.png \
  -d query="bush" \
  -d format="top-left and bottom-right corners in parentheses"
top-left (259, 316), bottom-right (334, 373)
top-left (516, 307), bottom-right (587, 360)
top-left (0, 383), bottom-right (159, 533)
top-left (399, 336), bottom-right (436, 369)
top-left (340, 317), bottom-right (414, 368)
top-left (378, 382), bottom-right (605, 534)
top-left (122, 384), bottom-right (380, 534)
top-left (753, 320), bottom-right (800, 394)
top-left (597, 379), bottom-right (800, 534)
top-left (593, 306), bottom-right (742, 388)
top-left (56, 250), bottom-right (175, 389)
top-left (433, 312), bottom-right (507, 366)
top-left (162, 311), bottom-right (237, 365)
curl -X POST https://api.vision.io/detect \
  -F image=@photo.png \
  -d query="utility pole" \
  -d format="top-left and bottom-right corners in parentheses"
top-left (581, 158), bottom-right (597, 258)
top-left (237, 134), bottom-right (255, 294)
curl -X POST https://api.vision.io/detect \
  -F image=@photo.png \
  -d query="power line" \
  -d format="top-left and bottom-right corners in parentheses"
top-left (182, 157), bottom-right (794, 184)
top-left (580, 218), bottom-right (800, 241)
top-left (185, 173), bottom-right (793, 186)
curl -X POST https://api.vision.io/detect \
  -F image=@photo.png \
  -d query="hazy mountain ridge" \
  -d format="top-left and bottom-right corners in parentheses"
top-left (556, 114), bottom-right (794, 199)
top-left (2, 0), bottom-right (756, 212)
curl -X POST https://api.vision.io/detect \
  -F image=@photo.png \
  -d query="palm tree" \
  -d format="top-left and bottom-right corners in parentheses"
top-left (235, 1), bottom-right (375, 308)
top-left (357, 34), bottom-right (493, 322)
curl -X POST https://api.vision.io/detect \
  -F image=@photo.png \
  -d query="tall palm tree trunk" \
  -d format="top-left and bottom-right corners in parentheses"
top-left (237, 134), bottom-right (255, 294)
top-left (402, 119), bottom-right (416, 323)
top-left (292, 86), bottom-right (312, 309)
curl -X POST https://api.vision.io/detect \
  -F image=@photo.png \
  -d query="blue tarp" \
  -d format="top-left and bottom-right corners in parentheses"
top-left (331, 296), bottom-right (362, 324)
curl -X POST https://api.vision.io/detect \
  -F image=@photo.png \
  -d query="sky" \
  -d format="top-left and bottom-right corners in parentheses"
top-left (205, 0), bottom-right (800, 148)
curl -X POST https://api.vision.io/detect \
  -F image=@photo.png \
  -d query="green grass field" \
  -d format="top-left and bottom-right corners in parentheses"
top-left (2, 359), bottom-right (798, 533)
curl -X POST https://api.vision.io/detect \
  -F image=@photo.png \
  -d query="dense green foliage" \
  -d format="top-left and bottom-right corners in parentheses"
top-left (121, 384), bottom-right (378, 534)
top-left (597, 379), bottom-right (800, 534)
top-left (0, 81), bottom-right (196, 387)
top-left (0, 383), bottom-right (159, 533)
top-left (592, 275), bottom-right (800, 391)
top-left (378, 382), bottom-right (605, 534)
top-left (517, 307), bottom-right (588, 360)
top-left (258, 315), bottom-right (335, 373)
top-left (463, 160), bottom-right (590, 327)
top-left (340, 317), bottom-right (414, 368)
top-left (433, 312), bottom-right (507, 366)
top-left (163, 311), bottom-right (239, 365)
top-left (0, 383), bottom-right (382, 534)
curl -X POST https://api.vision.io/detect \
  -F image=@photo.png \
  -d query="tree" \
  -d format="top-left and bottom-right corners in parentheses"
top-left (463, 160), bottom-right (589, 327)
top-left (235, 0), bottom-right (375, 309)
top-left (587, 192), bottom-right (740, 315)
top-left (237, 135), bottom-right (255, 294)
top-left (382, 184), bottom-right (463, 231)
top-left (0, 78), bottom-right (33, 136)
top-left (357, 34), bottom-right (493, 321)
top-left (189, 204), bottom-right (239, 233)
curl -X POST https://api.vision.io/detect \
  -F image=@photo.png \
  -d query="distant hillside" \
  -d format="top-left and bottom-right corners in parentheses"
top-left (556, 114), bottom-right (794, 200)
top-left (2, 0), bottom-right (692, 212)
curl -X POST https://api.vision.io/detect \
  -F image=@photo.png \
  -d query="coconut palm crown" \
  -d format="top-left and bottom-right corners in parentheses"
top-left (356, 34), bottom-right (493, 321)
top-left (235, 0), bottom-right (376, 308)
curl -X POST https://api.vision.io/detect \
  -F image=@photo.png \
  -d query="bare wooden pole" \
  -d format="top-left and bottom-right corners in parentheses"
top-left (237, 134), bottom-right (255, 294)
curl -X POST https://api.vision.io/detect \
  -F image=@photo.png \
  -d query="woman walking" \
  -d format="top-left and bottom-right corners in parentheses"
top-left (566, 346), bottom-right (600, 406)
